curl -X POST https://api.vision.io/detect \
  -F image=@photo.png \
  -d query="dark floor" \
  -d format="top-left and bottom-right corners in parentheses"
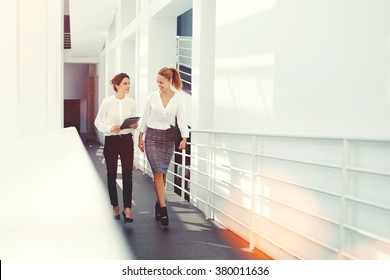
top-left (83, 138), bottom-right (272, 260)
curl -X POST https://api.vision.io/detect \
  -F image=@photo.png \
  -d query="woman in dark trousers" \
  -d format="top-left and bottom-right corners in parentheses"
top-left (94, 73), bottom-right (138, 224)
top-left (138, 67), bottom-right (189, 226)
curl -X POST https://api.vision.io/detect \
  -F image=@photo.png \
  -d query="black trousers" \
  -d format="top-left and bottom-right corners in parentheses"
top-left (103, 134), bottom-right (134, 208)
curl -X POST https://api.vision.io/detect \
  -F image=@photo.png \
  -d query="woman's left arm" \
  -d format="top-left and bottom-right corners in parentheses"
top-left (178, 137), bottom-right (187, 150)
top-left (176, 98), bottom-right (189, 150)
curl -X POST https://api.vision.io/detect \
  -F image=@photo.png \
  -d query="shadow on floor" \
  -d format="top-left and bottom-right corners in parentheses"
top-left (83, 138), bottom-right (272, 260)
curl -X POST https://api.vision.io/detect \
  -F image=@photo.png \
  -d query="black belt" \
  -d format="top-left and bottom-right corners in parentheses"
top-left (107, 133), bottom-right (132, 138)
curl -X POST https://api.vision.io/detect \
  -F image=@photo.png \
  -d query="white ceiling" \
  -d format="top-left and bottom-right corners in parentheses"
top-left (67, 0), bottom-right (192, 59)
top-left (68, 0), bottom-right (119, 58)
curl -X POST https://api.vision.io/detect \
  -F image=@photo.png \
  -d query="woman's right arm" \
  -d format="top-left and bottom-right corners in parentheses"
top-left (95, 99), bottom-right (120, 133)
top-left (94, 100), bottom-right (110, 133)
top-left (138, 131), bottom-right (145, 152)
top-left (138, 95), bottom-right (151, 152)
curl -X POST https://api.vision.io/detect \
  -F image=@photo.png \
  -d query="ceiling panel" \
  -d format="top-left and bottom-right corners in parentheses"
top-left (68, 0), bottom-right (119, 58)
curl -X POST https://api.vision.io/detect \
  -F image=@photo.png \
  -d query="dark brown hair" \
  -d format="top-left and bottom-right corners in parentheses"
top-left (110, 73), bottom-right (130, 92)
top-left (158, 67), bottom-right (182, 90)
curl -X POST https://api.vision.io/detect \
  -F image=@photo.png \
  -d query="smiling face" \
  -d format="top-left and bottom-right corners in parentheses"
top-left (116, 77), bottom-right (130, 94)
top-left (157, 74), bottom-right (171, 92)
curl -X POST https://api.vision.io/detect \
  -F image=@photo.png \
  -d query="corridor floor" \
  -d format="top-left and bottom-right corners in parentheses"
top-left (83, 139), bottom-right (272, 260)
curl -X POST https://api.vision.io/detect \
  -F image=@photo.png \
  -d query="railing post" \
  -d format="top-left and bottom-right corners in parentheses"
top-left (181, 148), bottom-right (186, 201)
top-left (249, 135), bottom-right (258, 251)
top-left (176, 36), bottom-right (179, 69)
top-left (339, 139), bottom-right (350, 259)
top-left (205, 132), bottom-right (214, 220)
top-left (143, 151), bottom-right (146, 175)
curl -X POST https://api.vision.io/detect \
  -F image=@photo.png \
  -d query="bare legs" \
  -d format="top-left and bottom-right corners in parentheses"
top-left (153, 173), bottom-right (169, 226)
top-left (113, 206), bottom-right (120, 216)
top-left (124, 207), bottom-right (132, 218)
top-left (153, 173), bottom-right (167, 206)
top-left (142, 127), bottom-right (173, 226)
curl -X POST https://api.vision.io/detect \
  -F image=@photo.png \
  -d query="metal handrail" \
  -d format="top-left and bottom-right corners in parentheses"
top-left (176, 36), bottom-right (192, 93)
top-left (133, 129), bottom-right (390, 259)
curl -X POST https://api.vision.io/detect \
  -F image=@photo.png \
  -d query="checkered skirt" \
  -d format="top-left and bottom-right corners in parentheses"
top-left (145, 127), bottom-right (175, 175)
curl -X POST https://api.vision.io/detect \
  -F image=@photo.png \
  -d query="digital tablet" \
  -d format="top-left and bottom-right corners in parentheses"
top-left (120, 117), bottom-right (140, 129)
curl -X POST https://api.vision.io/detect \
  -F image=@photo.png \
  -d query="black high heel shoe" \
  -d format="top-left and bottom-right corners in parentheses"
top-left (155, 202), bottom-right (162, 220)
top-left (160, 206), bottom-right (169, 227)
top-left (122, 210), bottom-right (134, 224)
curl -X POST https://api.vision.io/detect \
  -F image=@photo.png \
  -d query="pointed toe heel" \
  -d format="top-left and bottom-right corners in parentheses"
top-left (122, 211), bottom-right (134, 224)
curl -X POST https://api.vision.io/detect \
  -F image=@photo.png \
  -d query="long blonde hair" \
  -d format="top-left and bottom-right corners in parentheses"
top-left (158, 67), bottom-right (183, 90)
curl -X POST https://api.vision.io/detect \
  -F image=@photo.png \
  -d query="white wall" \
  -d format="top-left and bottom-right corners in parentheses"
top-left (120, 40), bottom-right (136, 99)
top-left (191, 0), bottom-right (216, 131)
top-left (148, 18), bottom-right (177, 93)
top-left (189, 0), bottom-right (217, 218)
top-left (188, 0), bottom-right (390, 260)
top-left (135, 0), bottom-right (151, 115)
top-left (0, 0), bottom-right (63, 140)
top-left (1, 0), bottom-right (18, 138)
top-left (212, 0), bottom-right (390, 139)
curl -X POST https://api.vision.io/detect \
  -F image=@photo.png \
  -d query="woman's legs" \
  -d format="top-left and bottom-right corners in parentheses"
top-left (113, 206), bottom-right (120, 216)
top-left (153, 173), bottom-right (166, 207)
top-left (103, 137), bottom-right (119, 211)
top-left (144, 127), bottom-right (173, 226)
top-left (153, 172), bottom-right (169, 226)
top-left (119, 135), bottom-right (134, 218)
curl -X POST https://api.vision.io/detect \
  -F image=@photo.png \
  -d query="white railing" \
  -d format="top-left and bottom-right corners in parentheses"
top-left (134, 129), bottom-right (390, 260)
top-left (176, 36), bottom-right (192, 93)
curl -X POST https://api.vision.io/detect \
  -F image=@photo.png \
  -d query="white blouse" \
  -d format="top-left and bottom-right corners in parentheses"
top-left (139, 91), bottom-right (189, 138)
top-left (94, 95), bottom-right (137, 136)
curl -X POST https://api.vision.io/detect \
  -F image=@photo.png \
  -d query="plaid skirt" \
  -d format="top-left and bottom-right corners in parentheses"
top-left (145, 127), bottom-right (174, 175)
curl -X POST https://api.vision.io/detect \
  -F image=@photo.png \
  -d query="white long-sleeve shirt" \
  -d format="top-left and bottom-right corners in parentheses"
top-left (94, 95), bottom-right (137, 136)
top-left (139, 91), bottom-right (189, 138)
